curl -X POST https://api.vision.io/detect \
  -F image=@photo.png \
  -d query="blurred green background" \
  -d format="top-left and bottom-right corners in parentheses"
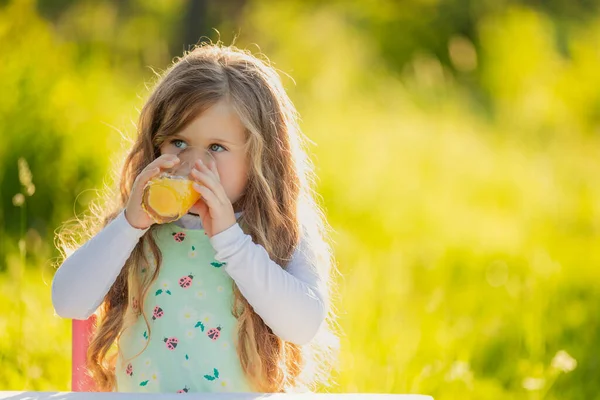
top-left (1, 0), bottom-right (599, 398)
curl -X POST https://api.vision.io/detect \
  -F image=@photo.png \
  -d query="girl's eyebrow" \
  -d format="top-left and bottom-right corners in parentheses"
top-left (207, 137), bottom-right (238, 145)
top-left (174, 133), bottom-right (238, 146)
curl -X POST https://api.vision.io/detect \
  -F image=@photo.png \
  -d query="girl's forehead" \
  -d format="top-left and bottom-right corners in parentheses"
top-left (177, 101), bottom-right (246, 145)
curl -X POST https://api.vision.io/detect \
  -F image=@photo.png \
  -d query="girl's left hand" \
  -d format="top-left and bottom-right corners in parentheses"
top-left (190, 159), bottom-right (236, 238)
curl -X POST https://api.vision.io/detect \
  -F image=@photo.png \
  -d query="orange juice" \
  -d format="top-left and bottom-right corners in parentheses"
top-left (142, 175), bottom-right (201, 224)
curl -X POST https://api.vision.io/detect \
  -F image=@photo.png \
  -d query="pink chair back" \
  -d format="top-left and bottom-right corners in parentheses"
top-left (72, 316), bottom-right (96, 391)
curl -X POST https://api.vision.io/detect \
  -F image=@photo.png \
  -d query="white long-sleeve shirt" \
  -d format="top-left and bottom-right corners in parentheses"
top-left (52, 210), bottom-right (327, 345)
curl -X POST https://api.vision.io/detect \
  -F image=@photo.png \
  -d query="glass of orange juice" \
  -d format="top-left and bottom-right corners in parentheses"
top-left (142, 147), bottom-right (214, 224)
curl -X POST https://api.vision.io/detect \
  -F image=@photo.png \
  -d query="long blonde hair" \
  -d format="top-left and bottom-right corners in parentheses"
top-left (56, 42), bottom-right (339, 392)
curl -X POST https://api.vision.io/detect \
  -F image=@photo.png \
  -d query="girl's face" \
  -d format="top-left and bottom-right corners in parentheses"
top-left (159, 99), bottom-right (249, 214)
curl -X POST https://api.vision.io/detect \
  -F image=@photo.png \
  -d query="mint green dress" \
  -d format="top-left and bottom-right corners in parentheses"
top-left (115, 222), bottom-right (252, 393)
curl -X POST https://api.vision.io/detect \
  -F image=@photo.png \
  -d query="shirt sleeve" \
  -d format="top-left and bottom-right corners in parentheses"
top-left (51, 210), bottom-right (149, 320)
top-left (209, 223), bottom-right (328, 345)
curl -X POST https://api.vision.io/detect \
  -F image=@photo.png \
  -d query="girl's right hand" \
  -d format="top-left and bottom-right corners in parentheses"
top-left (124, 154), bottom-right (180, 230)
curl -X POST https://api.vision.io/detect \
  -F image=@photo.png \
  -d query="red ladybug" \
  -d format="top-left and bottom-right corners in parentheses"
top-left (152, 306), bottom-right (164, 320)
top-left (125, 363), bottom-right (133, 376)
top-left (207, 326), bottom-right (221, 341)
top-left (164, 336), bottom-right (179, 350)
top-left (172, 232), bottom-right (186, 242)
top-left (132, 297), bottom-right (140, 312)
top-left (178, 273), bottom-right (194, 289)
top-left (177, 386), bottom-right (189, 393)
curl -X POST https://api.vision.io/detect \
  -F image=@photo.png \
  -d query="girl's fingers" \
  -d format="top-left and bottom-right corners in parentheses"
top-left (195, 199), bottom-right (210, 220)
top-left (195, 159), bottom-right (224, 196)
top-left (193, 183), bottom-right (220, 209)
top-left (149, 153), bottom-right (180, 170)
top-left (190, 168), bottom-right (228, 204)
top-left (190, 168), bottom-right (215, 188)
top-left (157, 158), bottom-right (180, 171)
top-left (196, 159), bottom-right (220, 182)
top-left (135, 167), bottom-right (161, 191)
top-left (208, 159), bottom-right (220, 181)
top-left (134, 155), bottom-right (180, 195)
top-left (194, 199), bottom-right (212, 235)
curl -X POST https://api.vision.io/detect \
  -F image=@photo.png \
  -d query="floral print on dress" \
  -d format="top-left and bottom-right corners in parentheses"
top-left (179, 306), bottom-right (198, 325)
top-left (139, 371), bottom-right (160, 387)
top-left (198, 312), bottom-right (215, 326)
top-left (150, 371), bottom-right (160, 383)
top-left (195, 289), bottom-right (207, 300)
top-left (217, 378), bottom-right (232, 392)
top-left (203, 369), bottom-right (232, 392)
top-left (115, 222), bottom-right (252, 393)
top-left (203, 368), bottom-right (220, 381)
top-left (193, 277), bottom-right (204, 287)
top-left (155, 280), bottom-right (172, 296)
top-left (138, 372), bottom-right (148, 387)
top-left (183, 329), bottom-right (196, 340)
top-left (210, 261), bottom-right (226, 268)
top-left (182, 353), bottom-right (192, 370)
top-left (194, 321), bottom-right (205, 331)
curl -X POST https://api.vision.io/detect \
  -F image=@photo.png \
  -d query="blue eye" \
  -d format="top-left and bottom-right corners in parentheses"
top-left (172, 139), bottom-right (187, 149)
top-left (209, 143), bottom-right (226, 152)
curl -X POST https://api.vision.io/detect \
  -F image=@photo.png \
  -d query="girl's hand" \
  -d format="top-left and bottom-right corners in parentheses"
top-left (190, 158), bottom-right (236, 238)
top-left (124, 154), bottom-right (180, 230)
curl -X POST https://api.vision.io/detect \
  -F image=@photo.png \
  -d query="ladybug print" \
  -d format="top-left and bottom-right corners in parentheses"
top-left (164, 336), bottom-right (179, 350)
top-left (125, 363), bottom-right (133, 376)
top-left (172, 232), bottom-right (186, 242)
top-left (132, 297), bottom-right (140, 313)
top-left (178, 273), bottom-right (194, 289)
top-left (177, 386), bottom-right (189, 393)
top-left (207, 326), bottom-right (222, 341)
top-left (152, 306), bottom-right (164, 320)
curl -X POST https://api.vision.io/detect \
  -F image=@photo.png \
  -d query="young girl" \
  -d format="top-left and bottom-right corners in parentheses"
top-left (52, 43), bottom-right (338, 393)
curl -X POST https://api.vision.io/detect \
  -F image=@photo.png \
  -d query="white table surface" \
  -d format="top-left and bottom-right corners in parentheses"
top-left (0, 392), bottom-right (433, 400)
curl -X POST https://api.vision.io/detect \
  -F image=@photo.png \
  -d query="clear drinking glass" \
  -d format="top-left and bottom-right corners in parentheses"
top-left (142, 146), bottom-right (215, 224)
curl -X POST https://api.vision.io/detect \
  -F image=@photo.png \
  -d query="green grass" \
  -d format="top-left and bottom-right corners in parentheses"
top-left (0, 265), bottom-right (71, 390)
top-left (1, 1), bottom-right (600, 399)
